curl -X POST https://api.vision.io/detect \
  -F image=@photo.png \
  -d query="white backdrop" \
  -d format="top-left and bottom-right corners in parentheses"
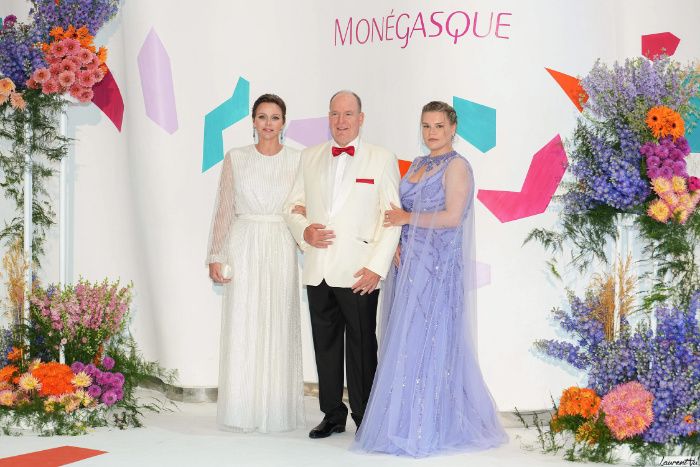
top-left (1, 0), bottom-right (699, 411)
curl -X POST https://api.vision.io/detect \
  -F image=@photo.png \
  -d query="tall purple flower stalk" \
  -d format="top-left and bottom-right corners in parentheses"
top-left (0, 20), bottom-right (46, 88)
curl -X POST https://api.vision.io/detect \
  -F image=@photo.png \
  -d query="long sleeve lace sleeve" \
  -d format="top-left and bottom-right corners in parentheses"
top-left (409, 157), bottom-right (472, 229)
top-left (206, 152), bottom-right (235, 264)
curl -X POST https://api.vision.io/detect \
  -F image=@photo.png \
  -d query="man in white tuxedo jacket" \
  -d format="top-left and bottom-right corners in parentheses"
top-left (284, 91), bottom-right (401, 438)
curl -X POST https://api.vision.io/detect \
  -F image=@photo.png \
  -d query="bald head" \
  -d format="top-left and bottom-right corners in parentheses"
top-left (329, 90), bottom-right (362, 112)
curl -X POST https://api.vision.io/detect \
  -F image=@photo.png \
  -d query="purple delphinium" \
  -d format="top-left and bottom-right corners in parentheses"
top-left (0, 22), bottom-right (46, 88)
top-left (29, 0), bottom-right (121, 39)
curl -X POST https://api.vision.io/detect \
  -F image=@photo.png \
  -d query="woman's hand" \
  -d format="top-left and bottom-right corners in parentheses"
top-left (292, 205), bottom-right (307, 217)
top-left (393, 244), bottom-right (401, 268)
top-left (383, 202), bottom-right (410, 227)
top-left (209, 262), bottom-right (231, 284)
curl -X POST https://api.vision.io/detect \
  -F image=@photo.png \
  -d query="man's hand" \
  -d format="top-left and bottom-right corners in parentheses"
top-left (351, 267), bottom-right (380, 295)
top-left (303, 224), bottom-right (335, 248)
top-left (209, 263), bottom-right (231, 284)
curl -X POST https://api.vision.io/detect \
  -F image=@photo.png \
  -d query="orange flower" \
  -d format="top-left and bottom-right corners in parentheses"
top-left (32, 362), bottom-right (76, 397)
top-left (7, 347), bottom-right (22, 361)
top-left (646, 106), bottom-right (685, 139)
top-left (0, 365), bottom-right (18, 383)
top-left (97, 46), bottom-right (108, 64)
top-left (558, 386), bottom-right (601, 419)
top-left (49, 26), bottom-right (64, 39)
top-left (684, 415), bottom-right (694, 424)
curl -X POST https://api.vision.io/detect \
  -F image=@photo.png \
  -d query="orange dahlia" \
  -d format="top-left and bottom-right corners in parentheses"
top-left (31, 362), bottom-right (76, 397)
top-left (557, 386), bottom-right (601, 419)
top-left (0, 365), bottom-right (18, 383)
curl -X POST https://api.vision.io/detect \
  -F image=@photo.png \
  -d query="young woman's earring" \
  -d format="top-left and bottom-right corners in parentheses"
top-left (253, 128), bottom-right (259, 144)
top-left (279, 126), bottom-right (286, 144)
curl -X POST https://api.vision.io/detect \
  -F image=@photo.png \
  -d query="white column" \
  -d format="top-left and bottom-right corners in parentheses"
top-left (22, 125), bottom-right (32, 329)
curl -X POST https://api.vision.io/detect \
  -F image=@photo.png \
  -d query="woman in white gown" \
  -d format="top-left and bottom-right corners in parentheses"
top-left (207, 94), bottom-right (305, 432)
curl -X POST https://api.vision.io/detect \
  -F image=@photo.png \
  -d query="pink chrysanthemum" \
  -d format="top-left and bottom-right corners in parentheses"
top-left (62, 38), bottom-right (81, 55)
top-left (77, 88), bottom-right (94, 103)
top-left (76, 48), bottom-right (93, 65)
top-left (77, 71), bottom-right (95, 88)
top-left (59, 58), bottom-right (78, 74)
top-left (600, 381), bottom-right (654, 440)
top-left (41, 79), bottom-right (60, 95)
top-left (49, 41), bottom-right (67, 58)
top-left (32, 68), bottom-right (51, 84)
top-left (58, 70), bottom-right (76, 88)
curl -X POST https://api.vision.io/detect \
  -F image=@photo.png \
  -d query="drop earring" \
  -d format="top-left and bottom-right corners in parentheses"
top-left (253, 128), bottom-right (259, 144)
top-left (279, 127), bottom-right (286, 144)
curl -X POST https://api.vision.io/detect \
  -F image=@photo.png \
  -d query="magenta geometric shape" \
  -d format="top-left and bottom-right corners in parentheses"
top-left (137, 28), bottom-right (178, 134)
top-left (477, 135), bottom-right (568, 223)
top-left (286, 116), bottom-right (330, 147)
top-left (641, 32), bottom-right (680, 60)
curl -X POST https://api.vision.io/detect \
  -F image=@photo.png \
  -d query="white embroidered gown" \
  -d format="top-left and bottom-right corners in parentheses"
top-left (207, 144), bottom-right (304, 432)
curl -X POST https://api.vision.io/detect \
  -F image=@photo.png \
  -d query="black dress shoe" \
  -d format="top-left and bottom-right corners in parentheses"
top-left (309, 419), bottom-right (345, 439)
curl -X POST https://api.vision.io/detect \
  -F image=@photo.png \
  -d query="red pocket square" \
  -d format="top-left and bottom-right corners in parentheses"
top-left (356, 178), bottom-right (374, 184)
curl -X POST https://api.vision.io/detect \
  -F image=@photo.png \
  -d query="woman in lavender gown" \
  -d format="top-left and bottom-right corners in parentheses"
top-left (352, 101), bottom-right (507, 457)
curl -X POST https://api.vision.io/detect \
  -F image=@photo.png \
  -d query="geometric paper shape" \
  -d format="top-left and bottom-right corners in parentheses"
top-left (202, 77), bottom-right (249, 172)
top-left (642, 32), bottom-right (680, 60)
top-left (285, 116), bottom-right (330, 147)
top-left (0, 446), bottom-right (107, 466)
top-left (475, 261), bottom-right (491, 289)
top-left (686, 94), bottom-right (700, 154)
top-left (137, 28), bottom-right (178, 134)
top-left (91, 68), bottom-right (124, 131)
top-left (452, 96), bottom-right (496, 153)
top-left (398, 159), bottom-right (412, 178)
top-left (477, 135), bottom-right (568, 222)
top-left (545, 68), bottom-right (588, 112)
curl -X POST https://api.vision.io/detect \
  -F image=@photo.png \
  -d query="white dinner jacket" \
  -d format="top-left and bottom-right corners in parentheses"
top-left (284, 140), bottom-right (401, 288)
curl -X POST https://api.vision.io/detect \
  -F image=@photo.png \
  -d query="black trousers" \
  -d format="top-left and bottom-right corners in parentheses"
top-left (307, 280), bottom-right (379, 426)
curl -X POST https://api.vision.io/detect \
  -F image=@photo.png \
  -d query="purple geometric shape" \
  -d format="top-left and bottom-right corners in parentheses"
top-left (286, 116), bottom-right (330, 147)
top-left (475, 261), bottom-right (491, 289)
top-left (137, 28), bottom-right (178, 134)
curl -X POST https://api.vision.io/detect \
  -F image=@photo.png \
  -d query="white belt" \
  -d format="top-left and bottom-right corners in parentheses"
top-left (235, 214), bottom-right (285, 223)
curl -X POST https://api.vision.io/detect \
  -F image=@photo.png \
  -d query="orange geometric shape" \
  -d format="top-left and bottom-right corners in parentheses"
top-left (0, 446), bottom-right (106, 467)
top-left (398, 159), bottom-right (412, 178)
top-left (545, 68), bottom-right (588, 112)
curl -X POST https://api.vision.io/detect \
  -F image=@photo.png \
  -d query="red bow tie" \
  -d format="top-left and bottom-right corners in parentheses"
top-left (331, 146), bottom-right (355, 157)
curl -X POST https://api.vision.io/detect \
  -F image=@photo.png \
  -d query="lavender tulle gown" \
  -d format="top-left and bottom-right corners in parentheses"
top-left (353, 152), bottom-right (507, 457)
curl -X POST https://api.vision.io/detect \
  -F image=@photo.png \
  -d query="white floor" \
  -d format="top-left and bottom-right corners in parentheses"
top-left (0, 389), bottom-right (636, 467)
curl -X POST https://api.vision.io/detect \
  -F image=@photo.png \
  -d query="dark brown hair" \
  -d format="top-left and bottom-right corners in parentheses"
top-left (252, 94), bottom-right (287, 123)
top-left (421, 101), bottom-right (457, 125)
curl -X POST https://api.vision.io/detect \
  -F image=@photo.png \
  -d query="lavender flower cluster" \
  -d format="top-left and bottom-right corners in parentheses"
top-left (562, 56), bottom-right (697, 214)
top-left (29, 0), bottom-right (121, 37)
top-left (537, 292), bottom-right (700, 443)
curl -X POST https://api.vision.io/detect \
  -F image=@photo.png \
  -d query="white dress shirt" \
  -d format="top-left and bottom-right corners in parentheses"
top-left (328, 137), bottom-right (359, 209)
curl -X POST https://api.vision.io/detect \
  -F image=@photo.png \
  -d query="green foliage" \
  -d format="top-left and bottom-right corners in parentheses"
top-left (0, 89), bottom-right (69, 264)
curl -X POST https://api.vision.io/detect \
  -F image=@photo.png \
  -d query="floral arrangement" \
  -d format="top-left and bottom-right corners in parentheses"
top-left (29, 279), bottom-right (131, 364)
top-left (522, 284), bottom-right (700, 463)
top-left (527, 54), bottom-right (700, 309)
top-left (27, 25), bottom-right (108, 102)
top-left (0, 0), bottom-right (120, 262)
top-left (0, 277), bottom-right (174, 435)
